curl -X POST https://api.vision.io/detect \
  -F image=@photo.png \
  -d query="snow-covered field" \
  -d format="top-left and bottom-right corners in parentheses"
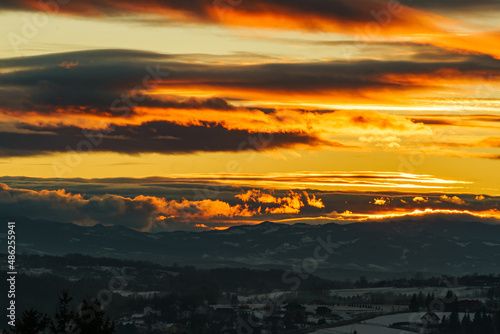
top-left (240, 286), bottom-right (486, 304)
top-left (364, 312), bottom-right (467, 326)
top-left (313, 323), bottom-right (414, 334)
top-left (312, 312), bottom-right (470, 334)
top-left (327, 286), bottom-right (485, 298)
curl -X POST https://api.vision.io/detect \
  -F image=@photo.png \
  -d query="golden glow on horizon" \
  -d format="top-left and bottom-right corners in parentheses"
top-left (198, 209), bottom-right (500, 230)
top-left (157, 171), bottom-right (471, 191)
top-left (276, 208), bottom-right (500, 224)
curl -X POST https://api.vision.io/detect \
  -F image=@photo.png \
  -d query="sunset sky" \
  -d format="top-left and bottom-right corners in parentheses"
top-left (1, 0), bottom-right (499, 231)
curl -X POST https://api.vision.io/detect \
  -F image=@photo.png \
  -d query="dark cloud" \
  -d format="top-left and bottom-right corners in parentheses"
top-left (0, 121), bottom-right (336, 157)
top-left (5, 0), bottom-right (493, 31)
top-left (411, 118), bottom-right (454, 125)
top-left (401, 0), bottom-right (500, 11)
top-left (0, 182), bottom-right (160, 230)
top-left (1, 49), bottom-right (500, 117)
top-left (0, 0), bottom-right (421, 25)
top-left (0, 50), bottom-right (171, 115)
top-left (139, 96), bottom-right (236, 111)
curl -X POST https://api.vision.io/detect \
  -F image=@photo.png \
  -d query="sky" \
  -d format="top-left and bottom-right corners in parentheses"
top-left (0, 0), bottom-right (499, 231)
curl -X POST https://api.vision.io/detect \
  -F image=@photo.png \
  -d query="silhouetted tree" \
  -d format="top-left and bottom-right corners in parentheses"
top-left (483, 312), bottom-right (493, 334)
top-left (461, 313), bottom-right (471, 333)
top-left (15, 309), bottom-right (49, 334)
top-left (472, 310), bottom-right (482, 331)
top-left (409, 294), bottom-right (419, 312)
top-left (425, 293), bottom-right (433, 310)
top-left (74, 297), bottom-right (115, 334)
top-left (447, 310), bottom-right (461, 332)
top-left (50, 290), bottom-right (77, 334)
top-left (417, 292), bottom-right (425, 309)
top-left (116, 324), bottom-right (138, 334)
top-left (441, 314), bottom-right (448, 328)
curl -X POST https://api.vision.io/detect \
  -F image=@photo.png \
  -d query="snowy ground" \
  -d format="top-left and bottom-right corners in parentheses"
top-left (312, 312), bottom-right (469, 334)
top-left (327, 286), bottom-right (485, 299)
top-left (240, 286), bottom-right (487, 305)
top-left (313, 323), bottom-right (414, 334)
top-left (364, 312), bottom-right (467, 326)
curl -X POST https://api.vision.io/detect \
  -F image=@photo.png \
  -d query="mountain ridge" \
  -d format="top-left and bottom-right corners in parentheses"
top-left (2, 216), bottom-right (500, 280)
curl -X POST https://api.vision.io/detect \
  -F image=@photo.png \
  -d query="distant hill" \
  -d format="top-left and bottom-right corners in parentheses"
top-left (2, 216), bottom-right (500, 280)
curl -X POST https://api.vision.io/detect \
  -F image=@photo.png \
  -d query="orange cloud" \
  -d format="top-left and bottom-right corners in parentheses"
top-left (157, 197), bottom-right (259, 220)
top-left (413, 196), bottom-right (429, 203)
top-left (23, 105), bottom-right (430, 140)
top-left (235, 189), bottom-right (278, 203)
top-left (235, 189), bottom-right (324, 213)
top-left (478, 137), bottom-right (500, 147)
top-left (304, 191), bottom-right (325, 209)
top-left (58, 61), bottom-right (79, 69)
top-left (374, 197), bottom-right (388, 205)
top-left (439, 195), bottom-right (467, 205)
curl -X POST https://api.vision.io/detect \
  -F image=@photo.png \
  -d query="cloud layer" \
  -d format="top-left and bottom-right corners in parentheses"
top-left (5, 0), bottom-right (500, 58)
top-left (0, 176), bottom-right (498, 231)
top-left (0, 50), bottom-right (499, 158)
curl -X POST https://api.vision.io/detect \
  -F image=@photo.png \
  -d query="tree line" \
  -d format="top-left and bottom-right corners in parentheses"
top-left (8, 290), bottom-right (115, 334)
